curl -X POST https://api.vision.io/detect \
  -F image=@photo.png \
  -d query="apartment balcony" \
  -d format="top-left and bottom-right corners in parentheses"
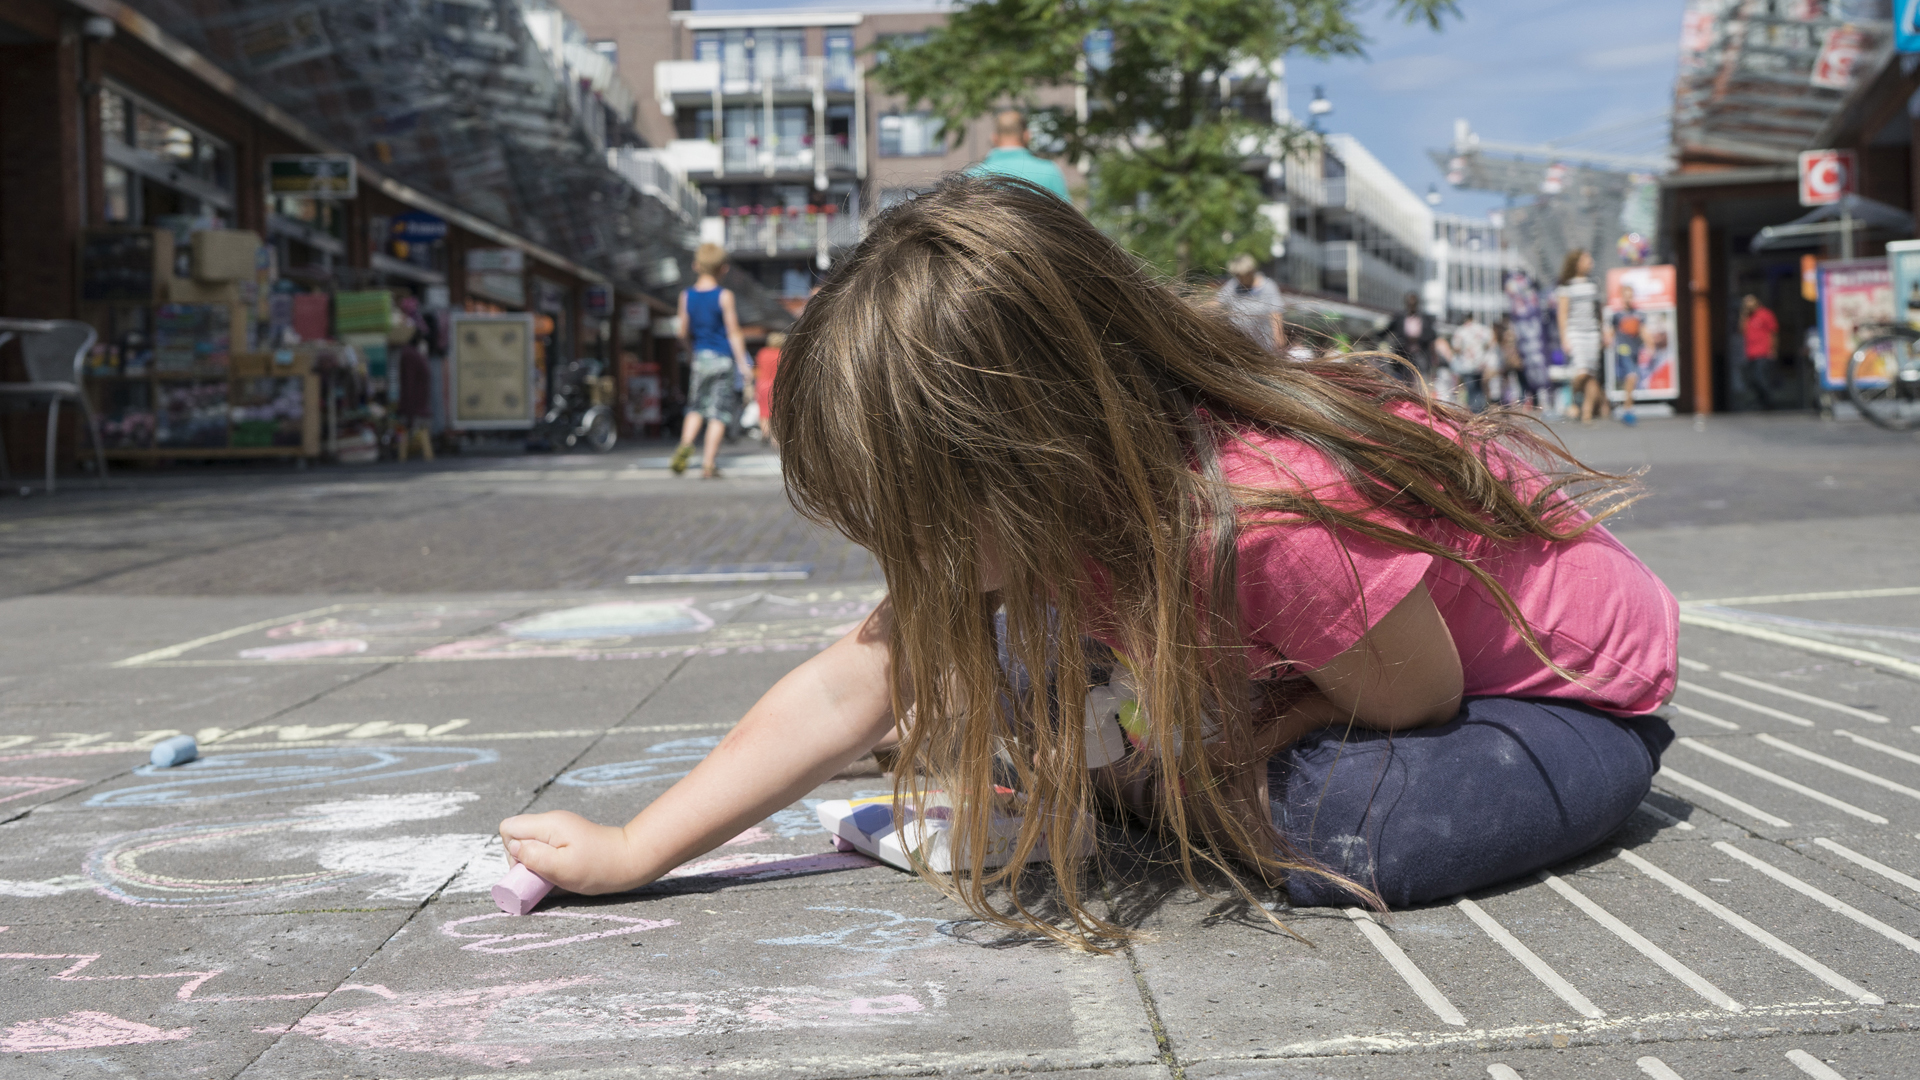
top-left (662, 136), bottom-right (855, 179)
top-left (716, 209), bottom-right (861, 260)
top-left (655, 57), bottom-right (859, 112)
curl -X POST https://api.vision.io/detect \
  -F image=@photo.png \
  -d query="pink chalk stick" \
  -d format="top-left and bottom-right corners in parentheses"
top-left (492, 864), bottom-right (554, 916)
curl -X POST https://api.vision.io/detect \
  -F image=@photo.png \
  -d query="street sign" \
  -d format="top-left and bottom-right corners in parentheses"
top-left (265, 154), bottom-right (356, 198)
top-left (1798, 148), bottom-right (1857, 206)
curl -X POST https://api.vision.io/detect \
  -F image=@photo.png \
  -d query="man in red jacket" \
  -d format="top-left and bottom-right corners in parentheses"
top-left (1739, 294), bottom-right (1778, 409)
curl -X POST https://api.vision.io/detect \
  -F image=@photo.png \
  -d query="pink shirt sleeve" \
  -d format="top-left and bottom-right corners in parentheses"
top-left (1236, 519), bottom-right (1433, 673)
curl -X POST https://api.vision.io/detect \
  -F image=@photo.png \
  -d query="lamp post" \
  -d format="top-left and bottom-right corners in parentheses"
top-left (1308, 86), bottom-right (1332, 132)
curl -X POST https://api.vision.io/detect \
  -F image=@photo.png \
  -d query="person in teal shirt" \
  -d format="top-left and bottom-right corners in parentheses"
top-left (966, 110), bottom-right (1071, 202)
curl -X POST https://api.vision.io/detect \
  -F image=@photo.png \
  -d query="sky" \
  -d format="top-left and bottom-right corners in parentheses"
top-left (693, 0), bottom-right (1689, 220)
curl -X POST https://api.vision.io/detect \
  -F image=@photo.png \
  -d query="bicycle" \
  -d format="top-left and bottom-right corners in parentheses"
top-left (1845, 324), bottom-right (1920, 430)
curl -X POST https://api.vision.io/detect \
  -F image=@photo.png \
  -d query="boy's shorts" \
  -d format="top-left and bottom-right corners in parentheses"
top-left (689, 349), bottom-right (737, 423)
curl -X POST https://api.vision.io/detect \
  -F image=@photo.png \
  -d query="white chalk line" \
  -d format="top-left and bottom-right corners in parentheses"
top-left (1811, 837), bottom-right (1920, 897)
top-left (1454, 897), bottom-right (1604, 1019)
top-left (1683, 585), bottom-right (1920, 606)
top-left (1537, 870), bottom-right (1741, 1012)
top-left (1832, 728), bottom-right (1920, 769)
top-left (1637, 1057), bottom-right (1688, 1080)
top-left (1787, 1048), bottom-right (1852, 1080)
top-left (1719, 672), bottom-right (1890, 725)
top-left (1755, 733), bottom-right (1920, 803)
top-left (1343, 907), bottom-right (1467, 1027)
top-left (1714, 841), bottom-right (1920, 957)
top-left (1677, 612), bottom-right (1920, 683)
top-left (1656, 765), bottom-right (1793, 828)
top-left (0, 724), bottom-right (735, 762)
top-left (1671, 703), bottom-right (1741, 730)
top-left (1675, 738), bottom-right (1887, 824)
top-left (1634, 800), bottom-right (1697, 831)
top-left (1679, 682), bottom-right (1816, 727)
top-left (111, 604), bottom-right (352, 667)
top-left (1615, 848), bottom-right (1884, 1005)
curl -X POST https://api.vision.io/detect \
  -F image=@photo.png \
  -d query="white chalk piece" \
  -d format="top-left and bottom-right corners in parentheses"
top-left (148, 735), bottom-right (198, 768)
top-left (492, 863), bottom-right (554, 916)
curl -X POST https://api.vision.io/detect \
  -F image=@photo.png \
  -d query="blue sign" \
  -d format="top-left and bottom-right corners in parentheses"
top-left (390, 210), bottom-right (448, 241)
top-left (1900, 0), bottom-right (1920, 53)
top-left (1083, 27), bottom-right (1114, 73)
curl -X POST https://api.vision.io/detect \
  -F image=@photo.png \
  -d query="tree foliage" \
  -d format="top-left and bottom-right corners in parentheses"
top-left (872, 0), bottom-right (1458, 277)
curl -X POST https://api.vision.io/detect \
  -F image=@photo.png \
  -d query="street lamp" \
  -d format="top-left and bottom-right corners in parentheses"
top-left (1425, 183), bottom-right (1442, 207)
top-left (1307, 85), bottom-right (1332, 131)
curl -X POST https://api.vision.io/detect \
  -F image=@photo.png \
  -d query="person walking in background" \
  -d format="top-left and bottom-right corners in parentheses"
top-left (755, 331), bottom-right (785, 448)
top-left (1449, 312), bottom-right (1496, 412)
top-left (1609, 295), bottom-right (1649, 426)
top-left (966, 110), bottom-right (1071, 202)
top-left (1737, 294), bottom-right (1778, 410)
top-left (1217, 254), bottom-right (1286, 352)
top-left (672, 243), bottom-right (752, 479)
top-left (1557, 249), bottom-right (1607, 424)
top-left (1383, 291), bottom-right (1437, 385)
top-left (1505, 271), bottom-right (1552, 411)
top-left (1494, 315), bottom-right (1526, 409)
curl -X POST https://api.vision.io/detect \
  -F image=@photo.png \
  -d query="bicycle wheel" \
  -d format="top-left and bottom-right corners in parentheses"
top-left (1846, 335), bottom-right (1920, 431)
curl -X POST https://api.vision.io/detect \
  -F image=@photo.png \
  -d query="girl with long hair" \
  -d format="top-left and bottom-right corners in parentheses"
top-left (499, 179), bottom-right (1677, 944)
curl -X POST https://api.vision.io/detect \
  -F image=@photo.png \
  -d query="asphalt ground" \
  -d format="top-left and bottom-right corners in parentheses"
top-left (1, 414), bottom-right (1918, 1079)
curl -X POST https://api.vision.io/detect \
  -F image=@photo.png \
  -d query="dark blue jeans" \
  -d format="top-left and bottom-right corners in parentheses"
top-left (1272, 697), bottom-right (1673, 908)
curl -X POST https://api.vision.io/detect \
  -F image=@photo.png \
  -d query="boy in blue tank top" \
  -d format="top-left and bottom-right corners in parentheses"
top-left (673, 243), bottom-right (752, 478)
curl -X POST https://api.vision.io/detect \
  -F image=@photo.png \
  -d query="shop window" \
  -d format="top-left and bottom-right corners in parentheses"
top-left (103, 165), bottom-right (132, 223)
top-left (96, 83), bottom-right (233, 224)
top-left (878, 112), bottom-right (944, 157)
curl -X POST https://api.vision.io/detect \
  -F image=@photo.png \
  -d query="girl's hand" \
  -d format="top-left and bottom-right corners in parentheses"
top-left (498, 810), bottom-right (639, 895)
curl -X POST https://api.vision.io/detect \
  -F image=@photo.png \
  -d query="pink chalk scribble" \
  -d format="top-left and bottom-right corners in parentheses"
top-left (0, 1011), bottom-right (193, 1053)
top-left (664, 851), bottom-right (877, 881)
top-left (0, 776), bottom-right (81, 805)
top-left (281, 980), bottom-right (940, 1065)
top-left (0, 950), bottom-right (221, 1000)
top-left (439, 911), bottom-right (678, 954)
top-left (722, 825), bottom-right (774, 847)
top-left (237, 639), bottom-right (368, 661)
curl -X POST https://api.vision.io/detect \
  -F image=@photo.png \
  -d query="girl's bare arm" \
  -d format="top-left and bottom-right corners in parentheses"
top-left (498, 603), bottom-right (898, 895)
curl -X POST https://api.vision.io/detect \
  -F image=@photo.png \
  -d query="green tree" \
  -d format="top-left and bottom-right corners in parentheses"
top-left (872, 0), bottom-right (1458, 278)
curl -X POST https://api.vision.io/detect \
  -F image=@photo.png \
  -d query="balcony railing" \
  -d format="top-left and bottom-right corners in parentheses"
top-left (720, 210), bottom-right (861, 257)
top-left (656, 56), bottom-right (858, 102)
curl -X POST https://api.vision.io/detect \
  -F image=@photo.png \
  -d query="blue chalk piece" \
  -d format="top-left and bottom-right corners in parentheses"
top-left (149, 735), bottom-right (198, 768)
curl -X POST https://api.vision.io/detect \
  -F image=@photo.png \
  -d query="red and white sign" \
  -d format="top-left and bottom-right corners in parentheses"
top-left (1799, 148), bottom-right (1857, 206)
top-left (1811, 24), bottom-right (1871, 89)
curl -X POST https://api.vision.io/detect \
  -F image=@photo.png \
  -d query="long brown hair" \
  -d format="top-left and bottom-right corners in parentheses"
top-left (773, 177), bottom-right (1634, 948)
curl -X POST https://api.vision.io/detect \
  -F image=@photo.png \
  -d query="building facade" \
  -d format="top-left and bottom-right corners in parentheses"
top-left (1429, 213), bottom-right (1514, 327)
top-left (561, 1), bottom-right (1082, 304)
top-left (1269, 133), bottom-right (1434, 318)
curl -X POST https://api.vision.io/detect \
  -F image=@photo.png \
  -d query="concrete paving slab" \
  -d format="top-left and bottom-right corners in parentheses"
top-left (241, 883), bottom-right (1159, 1078)
top-left (1186, 1028), bottom-right (1920, 1077)
top-left (0, 910), bottom-right (407, 1078)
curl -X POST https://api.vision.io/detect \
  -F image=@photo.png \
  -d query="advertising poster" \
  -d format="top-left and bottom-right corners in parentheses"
top-left (1899, 0), bottom-right (1920, 53)
top-left (449, 312), bottom-right (536, 429)
top-left (1603, 265), bottom-right (1679, 401)
top-left (1816, 260), bottom-right (1893, 390)
top-left (1886, 240), bottom-right (1920, 330)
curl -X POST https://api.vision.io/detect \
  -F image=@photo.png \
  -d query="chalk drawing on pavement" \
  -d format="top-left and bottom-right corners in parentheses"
top-left (0, 776), bottom-right (81, 806)
top-left (85, 746), bottom-right (497, 807)
top-left (0, 1012), bottom-right (193, 1053)
top-left (758, 907), bottom-right (953, 955)
top-left (80, 793), bottom-right (492, 906)
top-left (555, 736), bottom-right (721, 788)
top-left (115, 591), bottom-right (886, 668)
top-left (440, 911), bottom-right (678, 954)
top-left (282, 979), bottom-right (944, 1067)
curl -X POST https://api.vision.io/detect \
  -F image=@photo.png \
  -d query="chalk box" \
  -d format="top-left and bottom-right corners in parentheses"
top-left (814, 789), bottom-right (1089, 874)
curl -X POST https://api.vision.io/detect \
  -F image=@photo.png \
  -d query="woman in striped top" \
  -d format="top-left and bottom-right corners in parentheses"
top-left (1557, 249), bottom-right (1608, 424)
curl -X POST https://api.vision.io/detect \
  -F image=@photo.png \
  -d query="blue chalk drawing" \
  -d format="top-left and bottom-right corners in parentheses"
top-left (765, 798), bottom-right (827, 838)
top-left (555, 736), bottom-right (721, 788)
top-left (504, 601), bottom-right (713, 641)
top-left (86, 746), bottom-right (499, 807)
top-left (758, 906), bottom-right (954, 955)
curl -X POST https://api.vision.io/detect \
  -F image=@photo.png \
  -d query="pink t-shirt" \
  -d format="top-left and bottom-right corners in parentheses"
top-left (1219, 419), bottom-right (1677, 717)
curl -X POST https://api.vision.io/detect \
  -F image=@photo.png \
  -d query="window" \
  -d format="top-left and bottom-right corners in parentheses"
top-left (878, 112), bottom-right (944, 157)
top-left (873, 32), bottom-right (927, 65)
top-left (591, 39), bottom-right (618, 66)
top-left (825, 29), bottom-right (855, 90)
top-left (96, 83), bottom-right (234, 223)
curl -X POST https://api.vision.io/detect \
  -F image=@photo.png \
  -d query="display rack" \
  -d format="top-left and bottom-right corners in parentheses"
top-left (88, 358), bottom-right (321, 461)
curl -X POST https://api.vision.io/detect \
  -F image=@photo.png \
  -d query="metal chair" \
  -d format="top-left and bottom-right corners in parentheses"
top-left (0, 320), bottom-right (108, 492)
